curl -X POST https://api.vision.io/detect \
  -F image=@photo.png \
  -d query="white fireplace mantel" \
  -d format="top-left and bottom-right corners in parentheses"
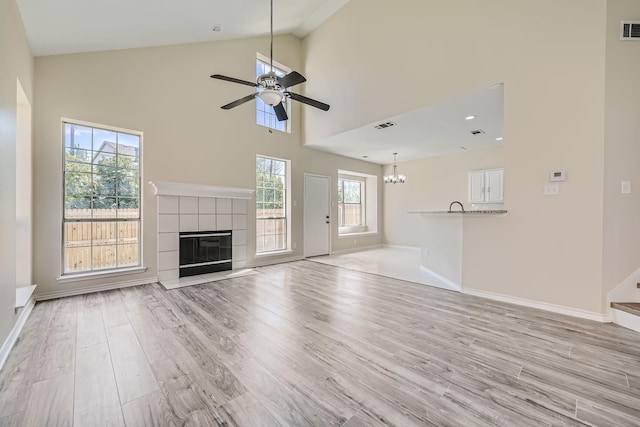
top-left (149, 181), bottom-right (254, 199)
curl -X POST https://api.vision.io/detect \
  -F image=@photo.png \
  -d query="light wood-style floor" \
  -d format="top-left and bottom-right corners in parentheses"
top-left (1, 261), bottom-right (640, 426)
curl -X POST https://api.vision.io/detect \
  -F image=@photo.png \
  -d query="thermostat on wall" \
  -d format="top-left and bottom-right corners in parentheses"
top-left (549, 171), bottom-right (566, 182)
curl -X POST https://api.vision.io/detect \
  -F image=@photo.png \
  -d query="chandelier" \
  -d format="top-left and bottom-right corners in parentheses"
top-left (384, 153), bottom-right (406, 184)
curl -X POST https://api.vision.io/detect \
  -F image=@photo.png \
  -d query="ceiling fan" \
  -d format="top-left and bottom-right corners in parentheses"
top-left (210, 0), bottom-right (330, 122)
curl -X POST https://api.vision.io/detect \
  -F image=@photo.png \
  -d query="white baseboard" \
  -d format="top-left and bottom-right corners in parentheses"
top-left (329, 244), bottom-right (384, 256)
top-left (383, 244), bottom-right (420, 251)
top-left (461, 288), bottom-right (610, 323)
top-left (0, 296), bottom-right (36, 371)
top-left (249, 255), bottom-right (305, 268)
top-left (611, 308), bottom-right (640, 333)
top-left (35, 277), bottom-right (158, 301)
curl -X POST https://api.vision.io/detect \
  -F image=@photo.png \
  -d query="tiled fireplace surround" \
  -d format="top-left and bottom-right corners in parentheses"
top-left (151, 182), bottom-right (253, 285)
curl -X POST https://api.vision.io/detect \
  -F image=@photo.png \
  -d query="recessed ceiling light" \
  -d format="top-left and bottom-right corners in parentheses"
top-left (496, 137), bottom-right (504, 141)
top-left (465, 115), bottom-right (476, 121)
top-left (212, 25), bottom-right (222, 32)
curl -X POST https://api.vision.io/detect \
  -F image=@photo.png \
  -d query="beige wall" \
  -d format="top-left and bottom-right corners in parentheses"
top-left (33, 35), bottom-right (382, 296)
top-left (0, 0), bottom-right (33, 346)
top-left (602, 0), bottom-right (640, 308)
top-left (303, 0), bottom-right (607, 313)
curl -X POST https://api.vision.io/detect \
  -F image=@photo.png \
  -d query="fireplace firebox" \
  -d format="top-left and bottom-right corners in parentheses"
top-left (179, 230), bottom-right (232, 277)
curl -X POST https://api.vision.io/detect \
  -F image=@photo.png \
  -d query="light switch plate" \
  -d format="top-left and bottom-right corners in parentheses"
top-left (622, 181), bottom-right (631, 194)
top-left (544, 184), bottom-right (560, 196)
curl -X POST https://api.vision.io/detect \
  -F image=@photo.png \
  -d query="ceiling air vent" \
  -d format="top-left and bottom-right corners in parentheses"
top-left (374, 121), bottom-right (396, 130)
top-left (621, 21), bottom-right (640, 40)
top-left (470, 129), bottom-right (485, 135)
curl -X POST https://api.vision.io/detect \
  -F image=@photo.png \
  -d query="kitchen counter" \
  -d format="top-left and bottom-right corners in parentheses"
top-left (408, 210), bottom-right (508, 215)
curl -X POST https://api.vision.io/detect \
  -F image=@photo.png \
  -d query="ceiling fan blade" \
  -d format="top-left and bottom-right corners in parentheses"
top-left (221, 93), bottom-right (257, 110)
top-left (273, 102), bottom-right (288, 121)
top-left (211, 74), bottom-right (258, 88)
top-left (278, 71), bottom-right (306, 88)
top-left (286, 92), bottom-right (330, 111)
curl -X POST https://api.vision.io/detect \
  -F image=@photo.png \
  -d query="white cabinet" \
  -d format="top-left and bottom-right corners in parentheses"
top-left (468, 168), bottom-right (504, 203)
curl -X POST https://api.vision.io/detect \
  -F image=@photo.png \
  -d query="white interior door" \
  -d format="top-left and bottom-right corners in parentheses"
top-left (304, 174), bottom-right (330, 257)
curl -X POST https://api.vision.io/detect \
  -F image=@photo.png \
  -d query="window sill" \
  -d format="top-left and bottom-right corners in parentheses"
top-left (255, 250), bottom-right (293, 258)
top-left (338, 231), bottom-right (378, 238)
top-left (57, 266), bottom-right (147, 283)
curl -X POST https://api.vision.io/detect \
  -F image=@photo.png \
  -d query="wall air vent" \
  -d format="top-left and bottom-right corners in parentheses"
top-left (374, 121), bottom-right (396, 130)
top-left (470, 129), bottom-right (485, 135)
top-left (621, 21), bottom-right (640, 40)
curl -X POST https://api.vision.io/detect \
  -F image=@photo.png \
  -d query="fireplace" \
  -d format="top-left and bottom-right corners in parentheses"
top-left (179, 230), bottom-right (232, 277)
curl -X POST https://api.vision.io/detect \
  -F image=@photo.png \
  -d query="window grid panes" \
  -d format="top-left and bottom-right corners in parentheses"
top-left (338, 179), bottom-right (363, 227)
top-left (63, 122), bottom-right (141, 274)
top-left (256, 59), bottom-right (289, 133)
top-left (256, 156), bottom-right (287, 253)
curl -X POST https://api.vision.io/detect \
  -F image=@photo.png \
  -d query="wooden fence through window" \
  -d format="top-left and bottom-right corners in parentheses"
top-left (64, 209), bottom-right (139, 272)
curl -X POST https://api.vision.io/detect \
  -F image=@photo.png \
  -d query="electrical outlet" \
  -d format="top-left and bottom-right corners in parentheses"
top-left (293, 242), bottom-right (297, 249)
top-left (353, 239), bottom-right (357, 245)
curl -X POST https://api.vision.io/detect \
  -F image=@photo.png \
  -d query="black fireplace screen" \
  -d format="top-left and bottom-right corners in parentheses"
top-left (179, 230), bottom-right (232, 277)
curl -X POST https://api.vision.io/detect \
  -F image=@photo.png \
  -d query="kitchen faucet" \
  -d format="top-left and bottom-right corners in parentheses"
top-left (448, 201), bottom-right (465, 213)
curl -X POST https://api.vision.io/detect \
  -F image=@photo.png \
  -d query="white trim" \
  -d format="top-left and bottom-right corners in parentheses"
top-left (611, 308), bottom-right (640, 333)
top-left (384, 244), bottom-right (421, 251)
top-left (149, 181), bottom-right (254, 199)
top-left (249, 255), bottom-right (304, 268)
top-left (36, 277), bottom-right (157, 301)
top-left (419, 266), bottom-right (461, 291)
top-left (0, 296), bottom-right (35, 371)
top-left (461, 288), bottom-right (610, 323)
top-left (255, 249), bottom-right (293, 258)
top-left (57, 266), bottom-right (147, 283)
top-left (16, 285), bottom-right (37, 308)
top-left (338, 231), bottom-right (377, 238)
top-left (329, 244), bottom-right (384, 256)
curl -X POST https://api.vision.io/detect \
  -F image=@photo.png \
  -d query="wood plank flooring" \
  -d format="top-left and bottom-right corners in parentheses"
top-left (1, 260), bottom-right (640, 426)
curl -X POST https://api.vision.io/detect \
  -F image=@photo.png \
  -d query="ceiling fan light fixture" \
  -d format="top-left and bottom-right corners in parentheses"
top-left (259, 89), bottom-right (283, 106)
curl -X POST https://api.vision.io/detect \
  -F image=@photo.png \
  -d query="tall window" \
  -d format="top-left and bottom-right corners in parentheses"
top-left (256, 54), bottom-right (290, 133)
top-left (63, 120), bottom-right (141, 275)
top-left (256, 156), bottom-right (289, 253)
top-left (338, 178), bottom-right (364, 227)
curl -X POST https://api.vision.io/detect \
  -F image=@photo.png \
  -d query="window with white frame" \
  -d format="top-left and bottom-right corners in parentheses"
top-left (338, 178), bottom-right (365, 227)
top-left (256, 155), bottom-right (290, 253)
top-left (256, 54), bottom-right (290, 133)
top-left (63, 120), bottom-right (141, 275)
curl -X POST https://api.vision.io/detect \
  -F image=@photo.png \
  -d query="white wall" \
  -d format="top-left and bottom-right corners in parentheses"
top-left (602, 0), bottom-right (640, 310)
top-left (33, 35), bottom-right (382, 296)
top-left (303, 0), bottom-right (607, 313)
top-left (0, 0), bottom-right (33, 347)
